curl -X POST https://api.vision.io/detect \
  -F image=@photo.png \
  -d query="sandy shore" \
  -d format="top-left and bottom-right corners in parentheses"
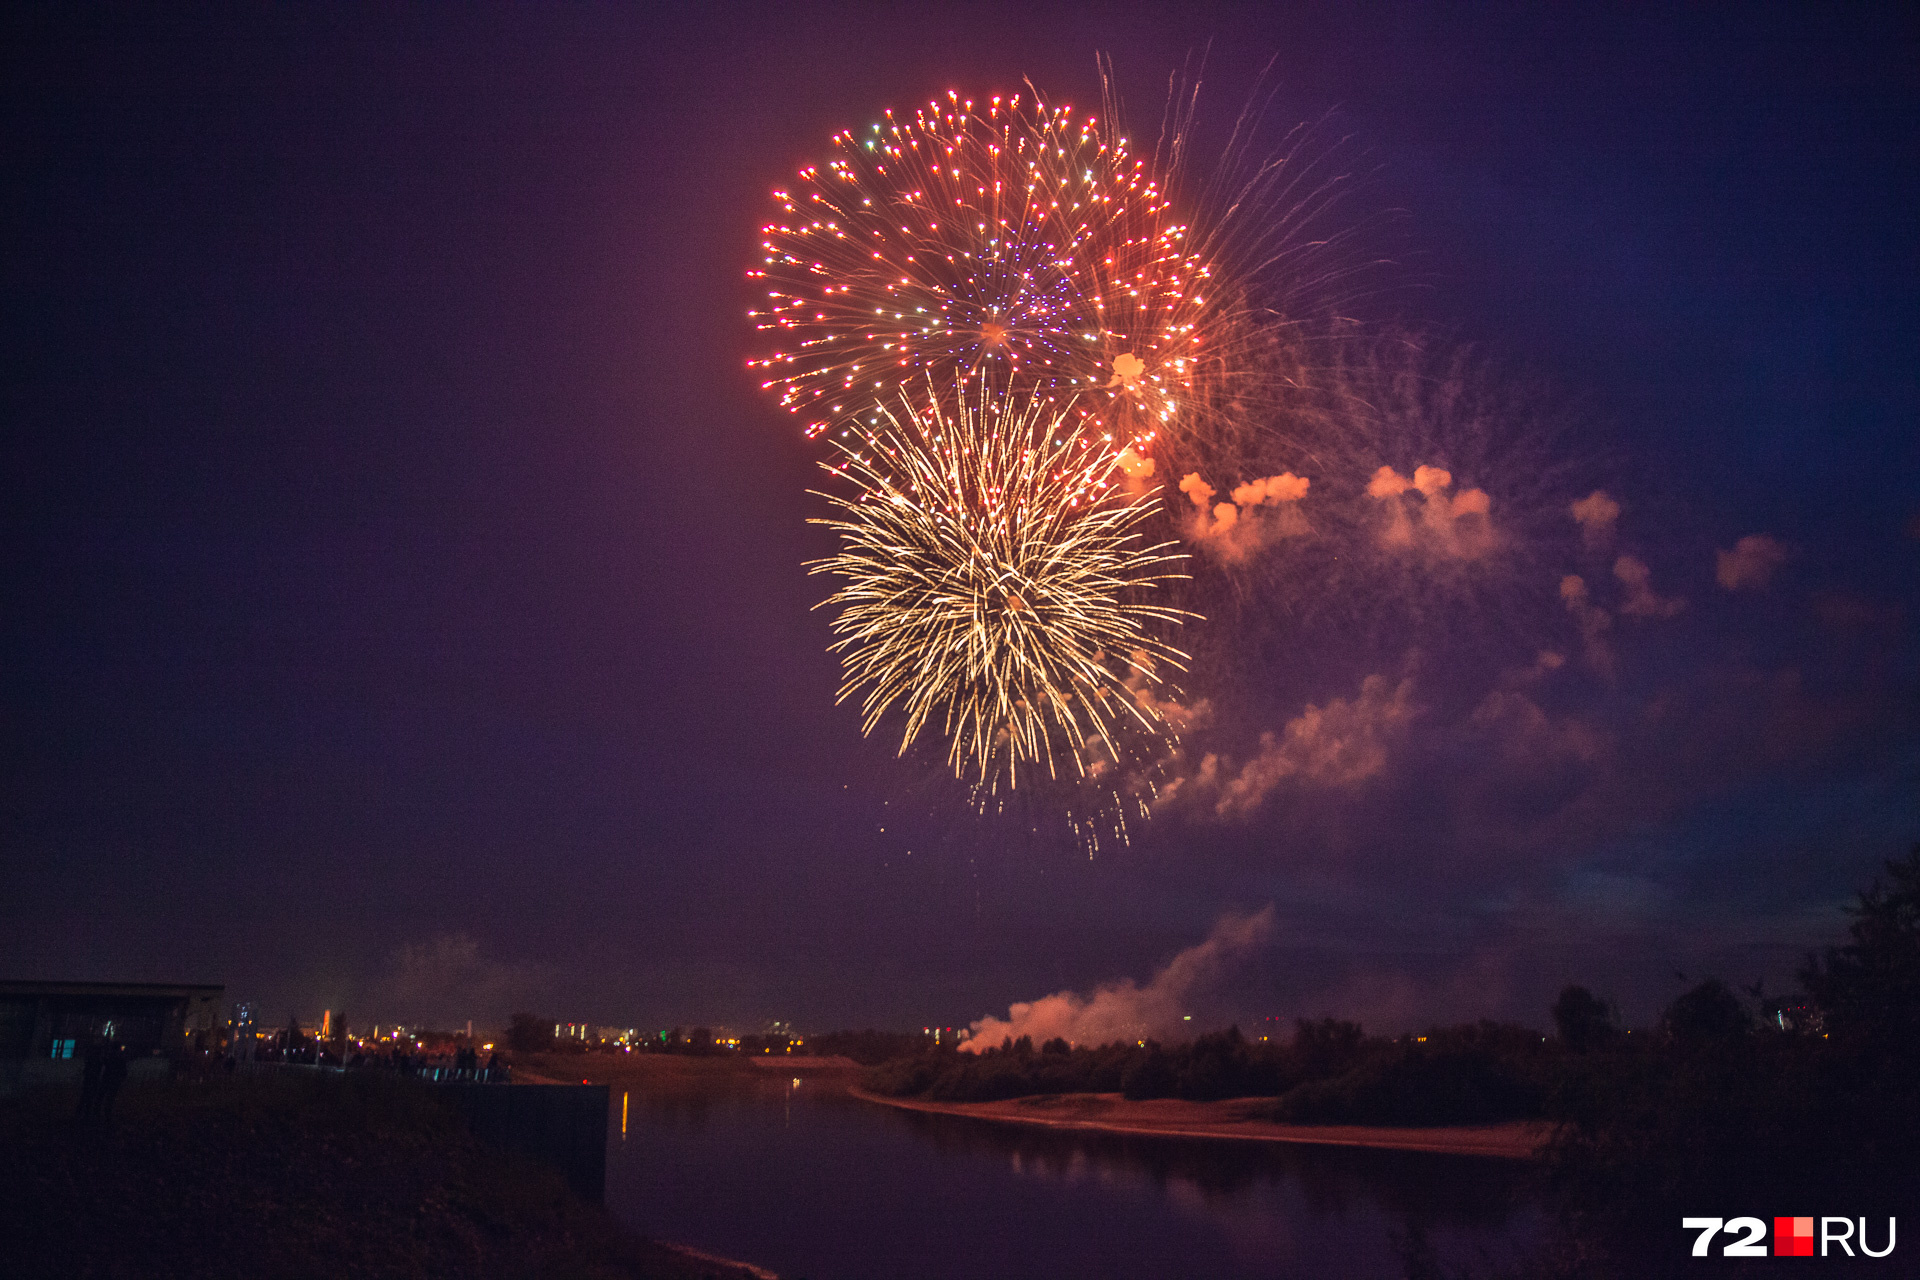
top-left (525, 1052), bottom-right (860, 1086)
top-left (744, 1054), bottom-right (862, 1073)
top-left (850, 1087), bottom-right (1546, 1159)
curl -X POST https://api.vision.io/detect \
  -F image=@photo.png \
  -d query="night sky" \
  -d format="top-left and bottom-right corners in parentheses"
top-left (5, 4), bottom-right (1915, 1036)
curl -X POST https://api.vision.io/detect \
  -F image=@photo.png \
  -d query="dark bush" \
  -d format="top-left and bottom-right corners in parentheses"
top-left (1660, 979), bottom-right (1749, 1045)
top-left (1271, 1042), bottom-right (1544, 1126)
top-left (1551, 985), bottom-right (1618, 1053)
top-left (505, 1012), bottom-right (554, 1054)
top-left (1120, 1044), bottom-right (1175, 1100)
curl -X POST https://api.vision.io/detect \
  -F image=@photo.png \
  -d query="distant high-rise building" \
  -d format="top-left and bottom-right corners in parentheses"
top-left (232, 1002), bottom-right (256, 1058)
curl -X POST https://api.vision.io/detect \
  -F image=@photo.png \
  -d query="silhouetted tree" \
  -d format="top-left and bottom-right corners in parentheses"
top-left (1120, 1043), bottom-right (1174, 1099)
top-left (1551, 985), bottom-right (1618, 1052)
top-left (1661, 979), bottom-right (1749, 1044)
top-left (1291, 1017), bottom-right (1364, 1078)
top-left (1175, 1025), bottom-right (1250, 1101)
top-left (1538, 845), bottom-right (1920, 1274)
top-left (808, 1029), bottom-right (927, 1063)
top-left (506, 1013), bottom-right (554, 1054)
top-left (1800, 842), bottom-right (1920, 1051)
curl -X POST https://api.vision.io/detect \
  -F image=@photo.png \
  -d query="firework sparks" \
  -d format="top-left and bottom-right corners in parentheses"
top-left (810, 386), bottom-right (1195, 788)
top-left (750, 90), bottom-right (1250, 465)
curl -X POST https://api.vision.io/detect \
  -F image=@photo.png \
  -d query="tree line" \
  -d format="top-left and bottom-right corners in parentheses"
top-left (866, 844), bottom-right (1920, 1277)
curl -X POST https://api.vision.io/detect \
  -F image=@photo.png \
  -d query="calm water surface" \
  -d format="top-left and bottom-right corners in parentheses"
top-left (604, 1068), bottom-right (1538, 1280)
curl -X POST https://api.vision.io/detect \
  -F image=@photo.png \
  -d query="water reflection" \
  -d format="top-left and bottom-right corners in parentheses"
top-left (605, 1069), bottom-right (1536, 1280)
top-left (891, 1105), bottom-right (1527, 1227)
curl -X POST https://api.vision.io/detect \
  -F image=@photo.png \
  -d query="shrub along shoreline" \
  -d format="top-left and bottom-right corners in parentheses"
top-left (865, 1016), bottom-right (1552, 1127)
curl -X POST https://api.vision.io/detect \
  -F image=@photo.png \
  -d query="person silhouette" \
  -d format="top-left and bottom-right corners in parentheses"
top-left (76, 1038), bottom-right (106, 1121)
top-left (100, 1042), bottom-right (129, 1121)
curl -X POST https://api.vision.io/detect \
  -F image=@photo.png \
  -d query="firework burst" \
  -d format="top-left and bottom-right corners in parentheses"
top-left (750, 81), bottom-right (1381, 506)
top-left (750, 90), bottom-right (1260, 464)
top-left (810, 386), bottom-right (1194, 789)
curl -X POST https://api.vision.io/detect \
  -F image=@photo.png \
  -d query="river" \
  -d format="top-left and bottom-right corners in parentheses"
top-left (603, 1065), bottom-right (1540, 1280)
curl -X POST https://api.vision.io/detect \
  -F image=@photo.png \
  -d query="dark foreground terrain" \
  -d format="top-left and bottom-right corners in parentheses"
top-left (0, 1069), bottom-right (767, 1280)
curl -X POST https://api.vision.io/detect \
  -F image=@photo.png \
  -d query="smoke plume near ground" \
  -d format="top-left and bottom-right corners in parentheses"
top-left (961, 906), bottom-right (1276, 1052)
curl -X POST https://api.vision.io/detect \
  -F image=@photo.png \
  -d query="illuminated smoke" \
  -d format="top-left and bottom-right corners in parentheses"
top-left (1507, 648), bottom-right (1568, 684)
top-left (1125, 658), bottom-right (1214, 733)
top-left (378, 933), bottom-right (552, 1027)
top-left (1559, 574), bottom-right (1615, 675)
top-left (1178, 472), bottom-right (1217, 509)
top-left (1209, 674), bottom-right (1416, 817)
top-left (1613, 554), bottom-right (1686, 618)
top-left (1365, 465), bottom-right (1496, 560)
top-left (1181, 469), bottom-right (1313, 560)
top-left (1115, 446), bottom-right (1157, 481)
top-left (1232, 473), bottom-right (1312, 507)
top-left (1569, 489), bottom-right (1621, 548)
top-left (1159, 672), bottom-right (1418, 818)
top-left (961, 906), bottom-right (1276, 1051)
top-left (1469, 689), bottom-right (1608, 767)
top-left (1716, 534), bottom-right (1789, 591)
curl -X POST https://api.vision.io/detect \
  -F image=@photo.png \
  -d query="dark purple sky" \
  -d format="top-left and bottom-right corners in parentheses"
top-left (4, 3), bottom-right (1915, 1035)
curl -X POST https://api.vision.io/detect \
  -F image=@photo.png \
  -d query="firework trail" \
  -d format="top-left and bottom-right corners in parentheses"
top-left (809, 385), bottom-right (1194, 790)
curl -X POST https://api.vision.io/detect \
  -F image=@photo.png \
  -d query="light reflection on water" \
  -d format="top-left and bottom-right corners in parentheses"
top-left (605, 1069), bottom-right (1537, 1280)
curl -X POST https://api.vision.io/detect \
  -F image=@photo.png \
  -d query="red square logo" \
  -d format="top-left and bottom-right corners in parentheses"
top-left (1775, 1216), bottom-right (1814, 1256)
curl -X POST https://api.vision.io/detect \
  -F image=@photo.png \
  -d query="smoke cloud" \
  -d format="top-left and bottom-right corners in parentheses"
top-left (1614, 554), bottom-right (1686, 618)
top-left (1569, 489), bottom-right (1621, 548)
top-left (1160, 672), bottom-right (1419, 818)
top-left (373, 933), bottom-right (553, 1028)
top-left (1125, 659), bottom-right (1213, 733)
top-left (1469, 688), bottom-right (1608, 768)
top-left (1366, 465), bottom-right (1496, 560)
top-left (1716, 534), bottom-right (1789, 591)
top-left (1178, 472), bottom-right (1216, 509)
top-left (1115, 446), bottom-right (1156, 481)
top-left (961, 906), bottom-right (1277, 1052)
top-left (1231, 473), bottom-right (1312, 507)
top-left (1182, 470), bottom-right (1313, 560)
top-left (1213, 674), bottom-right (1416, 816)
top-left (1560, 573), bottom-right (1615, 675)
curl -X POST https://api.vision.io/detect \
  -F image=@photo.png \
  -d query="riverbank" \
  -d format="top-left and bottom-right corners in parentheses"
top-left (546, 1053), bottom-right (1541, 1159)
top-left (851, 1086), bottom-right (1546, 1158)
top-left (534, 1050), bottom-right (861, 1088)
top-left (0, 1069), bottom-right (772, 1279)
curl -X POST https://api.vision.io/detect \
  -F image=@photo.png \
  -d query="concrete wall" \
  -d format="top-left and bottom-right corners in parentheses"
top-left (0, 1056), bottom-right (169, 1098)
top-left (439, 1082), bottom-right (609, 1202)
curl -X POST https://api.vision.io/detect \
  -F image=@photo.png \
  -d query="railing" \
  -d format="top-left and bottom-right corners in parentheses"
top-left (218, 1055), bottom-right (606, 1201)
